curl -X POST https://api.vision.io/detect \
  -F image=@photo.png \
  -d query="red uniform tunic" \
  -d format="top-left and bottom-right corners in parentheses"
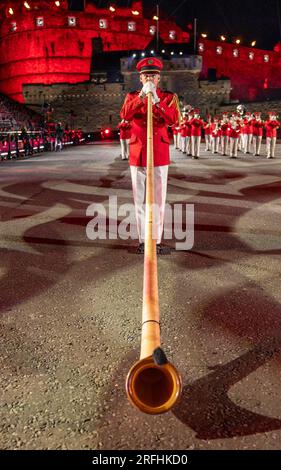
top-left (190, 118), bottom-right (204, 137)
top-left (172, 125), bottom-right (179, 135)
top-left (265, 120), bottom-right (280, 138)
top-left (252, 120), bottom-right (264, 137)
top-left (203, 122), bottom-right (212, 135)
top-left (211, 123), bottom-right (221, 138)
top-left (120, 89), bottom-right (179, 167)
top-left (228, 124), bottom-right (241, 138)
top-left (118, 121), bottom-right (132, 140)
top-left (220, 122), bottom-right (229, 137)
top-left (243, 119), bottom-right (253, 135)
top-left (180, 120), bottom-right (188, 137)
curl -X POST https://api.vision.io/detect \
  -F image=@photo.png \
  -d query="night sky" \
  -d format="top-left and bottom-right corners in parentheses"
top-left (81, 0), bottom-right (281, 50)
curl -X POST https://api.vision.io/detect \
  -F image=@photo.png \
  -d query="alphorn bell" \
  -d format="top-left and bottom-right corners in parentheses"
top-left (126, 91), bottom-right (182, 415)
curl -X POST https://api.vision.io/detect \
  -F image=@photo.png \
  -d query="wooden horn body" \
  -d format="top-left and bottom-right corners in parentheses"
top-left (126, 92), bottom-right (182, 415)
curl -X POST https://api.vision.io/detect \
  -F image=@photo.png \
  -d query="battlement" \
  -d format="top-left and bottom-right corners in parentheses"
top-left (0, 1), bottom-right (190, 102)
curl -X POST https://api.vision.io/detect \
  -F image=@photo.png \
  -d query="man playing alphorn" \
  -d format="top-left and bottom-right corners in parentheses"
top-left (120, 57), bottom-right (179, 254)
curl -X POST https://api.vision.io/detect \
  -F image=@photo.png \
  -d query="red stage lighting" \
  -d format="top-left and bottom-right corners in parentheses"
top-left (101, 128), bottom-right (111, 139)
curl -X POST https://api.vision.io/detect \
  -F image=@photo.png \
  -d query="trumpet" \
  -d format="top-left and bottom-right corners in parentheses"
top-left (125, 92), bottom-right (182, 415)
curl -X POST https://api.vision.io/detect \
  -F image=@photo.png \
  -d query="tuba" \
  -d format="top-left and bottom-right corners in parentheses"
top-left (237, 104), bottom-right (246, 117)
top-left (125, 91), bottom-right (182, 415)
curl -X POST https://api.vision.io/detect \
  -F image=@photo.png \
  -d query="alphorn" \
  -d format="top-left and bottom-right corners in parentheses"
top-left (126, 91), bottom-right (182, 415)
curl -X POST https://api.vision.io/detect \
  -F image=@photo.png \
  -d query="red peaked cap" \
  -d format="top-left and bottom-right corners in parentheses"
top-left (136, 57), bottom-right (163, 73)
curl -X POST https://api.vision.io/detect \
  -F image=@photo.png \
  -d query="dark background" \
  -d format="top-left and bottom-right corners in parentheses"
top-left (69, 0), bottom-right (281, 50)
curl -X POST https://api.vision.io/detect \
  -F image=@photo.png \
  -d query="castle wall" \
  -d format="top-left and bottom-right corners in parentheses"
top-left (23, 61), bottom-right (231, 131)
top-left (199, 39), bottom-right (281, 102)
top-left (0, 1), bottom-right (189, 102)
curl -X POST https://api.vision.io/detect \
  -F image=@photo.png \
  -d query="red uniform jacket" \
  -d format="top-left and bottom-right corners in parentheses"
top-left (120, 89), bottom-right (179, 167)
top-left (265, 120), bottom-right (280, 138)
top-left (203, 122), bottom-right (212, 135)
top-left (243, 119), bottom-right (254, 135)
top-left (220, 122), bottom-right (229, 137)
top-left (190, 118), bottom-right (204, 137)
top-left (252, 120), bottom-right (264, 137)
top-left (172, 125), bottom-right (179, 135)
top-left (228, 124), bottom-right (241, 138)
top-left (211, 123), bottom-right (221, 138)
top-left (180, 119), bottom-right (190, 137)
top-left (118, 121), bottom-right (132, 140)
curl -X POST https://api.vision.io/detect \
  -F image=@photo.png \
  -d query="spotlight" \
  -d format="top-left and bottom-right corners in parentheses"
top-left (24, 2), bottom-right (31, 9)
top-left (179, 51), bottom-right (183, 55)
top-left (153, 15), bottom-right (159, 21)
top-left (251, 40), bottom-right (256, 47)
top-left (109, 6), bottom-right (116, 12)
top-left (141, 52), bottom-right (145, 57)
top-left (132, 10), bottom-right (140, 16)
top-left (161, 49), bottom-right (165, 53)
top-left (235, 39), bottom-right (241, 44)
top-left (150, 50), bottom-right (154, 54)
top-left (201, 33), bottom-right (207, 38)
top-left (220, 35), bottom-right (226, 41)
top-left (55, 1), bottom-right (60, 6)
top-left (171, 51), bottom-right (174, 55)
top-left (132, 53), bottom-right (137, 58)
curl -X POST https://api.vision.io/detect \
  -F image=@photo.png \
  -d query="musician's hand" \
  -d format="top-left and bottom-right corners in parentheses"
top-left (140, 82), bottom-right (160, 104)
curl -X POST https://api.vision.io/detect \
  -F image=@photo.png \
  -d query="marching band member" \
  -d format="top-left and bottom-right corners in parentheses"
top-left (220, 112), bottom-right (229, 156)
top-left (172, 124), bottom-right (180, 149)
top-left (228, 112), bottom-right (241, 158)
top-left (265, 111), bottom-right (280, 159)
top-left (243, 112), bottom-right (254, 154)
top-left (252, 112), bottom-right (263, 156)
top-left (185, 111), bottom-right (193, 156)
top-left (211, 116), bottom-right (221, 154)
top-left (118, 119), bottom-right (132, 160)
top-left (203, 114), bottom-right (212, 152)
top-left (190, 109), bottom-right (204, 159)
top-left (179, 113), bottom-right (188, 154)
top-left (120, 57), bottom-right (179, 254)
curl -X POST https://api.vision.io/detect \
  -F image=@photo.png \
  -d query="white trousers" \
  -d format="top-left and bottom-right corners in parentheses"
top-left (120, 139), bottom-right (130, 159)
top-left (212, 137), bottom-right (220, 154)
top-left (130, 165), bottom-right (168, 244)
top-left (191, 136), bottom-right (201, 157)
top-left (205, 134), bottom-right (212, 151)
top-left (221, 136), bottom-right (229, 155)
top-left (252, 136), bottom-right (262, 155)
top-left (181, 136), bottom-right (191, 154)
top-left (177, 133), bottom-right (181, 149)
top-left (173, 135), bottom-right (178, 149)
top-left (243, 134), bottom-right (253, 153)
top-left (229, 138), bottom-right (238, 157)
top-left (266, 137), bottom-right (277, 158)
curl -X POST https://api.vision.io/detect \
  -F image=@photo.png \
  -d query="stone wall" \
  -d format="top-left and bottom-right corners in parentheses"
top-left (23, 55), bottom-right (232, 131)
top-left (219, 100), bottom-right (281, 118)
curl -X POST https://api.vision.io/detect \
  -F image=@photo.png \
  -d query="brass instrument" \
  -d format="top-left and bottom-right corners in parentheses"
top-left (125, 92), bottom-right (182, 415)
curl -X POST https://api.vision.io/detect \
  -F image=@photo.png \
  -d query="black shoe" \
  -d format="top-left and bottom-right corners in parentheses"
top-left (156, 244), bottom-right (171, 255)
top-left (136, 243), bottom-right (144, 254)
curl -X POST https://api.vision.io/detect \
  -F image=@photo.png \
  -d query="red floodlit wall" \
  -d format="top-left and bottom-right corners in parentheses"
top-left (198, 39), bottom-right (281, 102)
top-left (0, 1), bottom-right (190, 102)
